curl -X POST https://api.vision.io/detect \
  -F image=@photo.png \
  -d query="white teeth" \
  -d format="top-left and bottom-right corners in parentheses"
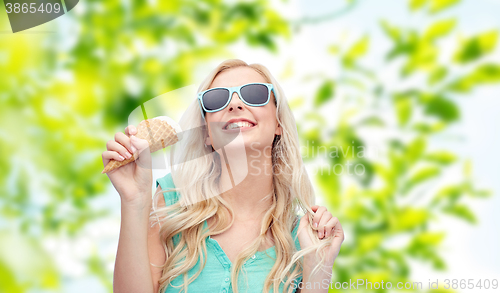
top-left (225, 121), bottom-right (254, 130)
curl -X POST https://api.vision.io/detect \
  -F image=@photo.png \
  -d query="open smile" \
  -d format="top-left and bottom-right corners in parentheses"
top-left (222, 120), bottom-right (256, 132)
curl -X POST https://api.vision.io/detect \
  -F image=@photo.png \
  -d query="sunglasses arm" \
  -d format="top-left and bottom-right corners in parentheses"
top-left (197, 97), bottom-right (206, 119)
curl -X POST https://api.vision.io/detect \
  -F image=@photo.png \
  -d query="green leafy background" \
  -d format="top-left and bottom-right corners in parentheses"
top-left (0, 0), bottom-right (499, 292)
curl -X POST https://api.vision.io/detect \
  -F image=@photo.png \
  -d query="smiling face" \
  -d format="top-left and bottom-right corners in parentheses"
top-left (204, 66), bottom-right (281, 154)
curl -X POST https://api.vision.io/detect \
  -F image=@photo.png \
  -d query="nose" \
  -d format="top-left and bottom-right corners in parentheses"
top-left (227, 92), bottom-right (245, 113)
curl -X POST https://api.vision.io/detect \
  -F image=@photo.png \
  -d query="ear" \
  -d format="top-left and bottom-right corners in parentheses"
top-left (275, 123), bottom-right (282, 136)
top-left (204, 135), bottom-right (211, 146)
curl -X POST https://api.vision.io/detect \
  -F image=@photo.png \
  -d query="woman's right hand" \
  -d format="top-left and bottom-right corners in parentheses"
top-left (102, 125), bottom-right (153, 209)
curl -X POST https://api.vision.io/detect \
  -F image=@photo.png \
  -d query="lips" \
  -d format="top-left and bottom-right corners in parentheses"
top-left (222, 118), bottom-right (257, 130)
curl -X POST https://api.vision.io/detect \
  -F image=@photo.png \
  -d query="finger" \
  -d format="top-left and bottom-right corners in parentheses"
top-left (324, 216), bottom-right (338, 238)
top-left (317, 211), bottom-right (332, 239)
top-left (312, 206), bottom-right (327, 229)
top-left (326, 221), bottom-right (344, 262)
top-left (115, 132), bottom-right (135, 154)
top-left (106, 140), bottom-right (133, 160)
top-left (124, 125), bottom-right (138, 137)
top-left (130, 135), bottom-right (151, 170)
top-left (332, 221), bottom-right (345, 247)
top-left (102, 151), bottom-right (125, 166)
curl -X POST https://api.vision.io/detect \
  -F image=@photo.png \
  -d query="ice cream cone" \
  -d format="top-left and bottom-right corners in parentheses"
top-left (102, 117), bottom-right (181, 174)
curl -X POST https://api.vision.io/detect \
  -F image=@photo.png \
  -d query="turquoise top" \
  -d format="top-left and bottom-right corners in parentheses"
top-left (156, 173), bottom-right (302, 293)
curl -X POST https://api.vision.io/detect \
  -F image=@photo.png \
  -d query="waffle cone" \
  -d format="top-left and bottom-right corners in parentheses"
top-left (102, 118), bottom-right (179, 174)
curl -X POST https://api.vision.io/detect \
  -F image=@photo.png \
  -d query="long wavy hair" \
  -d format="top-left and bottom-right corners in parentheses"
top-left (149, 59), bottom-right (334, 293)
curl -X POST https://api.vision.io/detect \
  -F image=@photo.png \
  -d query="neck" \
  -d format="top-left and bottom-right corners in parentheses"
top-left (218, 145), bottom-right (274, 221)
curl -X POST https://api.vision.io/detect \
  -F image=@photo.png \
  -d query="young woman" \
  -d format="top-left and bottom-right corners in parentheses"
top-left (103, 59), bottom-right (344, 293)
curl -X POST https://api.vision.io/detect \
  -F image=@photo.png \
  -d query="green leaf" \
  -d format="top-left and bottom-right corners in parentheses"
top-left (407, 232), bottom-right (447, 270)
top-left (424, 151), bottom-right (457, 164)
top-left (432, 185), bottom-right (463, 205)
top-left (464, 159), bottom-right (472, 177)
top-left (447, 63), bottom-right (500, 92)
top-left (394, 94), bottom-right (413, 125)
top-left (430, 253), bottom-right (447, 270)
top-left (406, 166), bottom-right (441, 191)
top-left (358, 233), bottom-right (383, 253)
top-left (314, 80), bottom-right (335, 106)
top-left (428, 66), bottom-right (448, 85)
top-left (301, 127), bottom-right (322, 160)
top-left (406, 136), bottom-right (426, 163)
top-left (454, 30), bottom-right (498, 64)
top-left (289, 97), bottom-right (304, 110)
top-left (358, 116), bottom-right (385, 127)
top-left (0, 261), bottom-right (23, 293)
top-left (424, 19), bottom-right (456, 41)
top-left (354, 158), bottom-right (375, 187)
top-left (340, 77), bottom-right (367, 90)
top-left (413, 122), bottom-right (446, 133)
top-left (380, 20), bottom-right (401, 42)
top-left (87, 252), bottom-right (113, 291)
top-left (343, 35), bottom-right (370, 68)
top-left (424, 96), bottom-right (460, 122)
top-left (443, 204), bottom-right (477, 223)
top-left (401, 36), bottom-right (438, 75)
top-left (462, 183), bottom-right (493, 199)
top-left (429, 0), bottom-right (461, 13)
top-left (381, 250), bottom-right (410, 277)
top-left (0, 232), bottom-right (59, 289)
top-left (471, 63), bottom-right (500, 85)
top-left (393, 208), bottom-right (429, 231)
top-left (471, 189), bottom-right (492, 198)
top-left (246, 32), bottom-right (277, 52)
top-left (413, 232), bottom-right (445, 246)
top-left (316, 168), bottom-right (341, 208)
top-left (410, 0), bottom-right (428, 11)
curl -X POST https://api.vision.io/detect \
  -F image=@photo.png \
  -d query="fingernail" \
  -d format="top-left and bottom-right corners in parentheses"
top-left (314, 222), bottom-right (318, 228)
top-left (319, 231), bottom-right (323, 238)
top-left (324, 231), bottom-right (328, 237)
top-left (131, 145), bottom-right (137, 153)
top-left (118, 155), bottom-right (125, 161)
top-left (125, 152), bottom-right (132, 159)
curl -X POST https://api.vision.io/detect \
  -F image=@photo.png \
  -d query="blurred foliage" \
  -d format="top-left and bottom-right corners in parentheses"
top-left (295, 0), bottom-right (497, 292)
top-left (0, 0), bottom-right (289, 291)
top-left (0, 0), bottom-right (497, 292)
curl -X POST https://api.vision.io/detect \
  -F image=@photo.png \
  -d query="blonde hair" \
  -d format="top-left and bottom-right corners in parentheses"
top-left (150, 59), bottom-right (334, 293)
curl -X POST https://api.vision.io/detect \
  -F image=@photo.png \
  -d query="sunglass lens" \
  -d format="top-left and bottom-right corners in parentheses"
top-left (241, 84), bottom-right (269, 105)
top-left (203, 88), bottom-right (230, 111)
